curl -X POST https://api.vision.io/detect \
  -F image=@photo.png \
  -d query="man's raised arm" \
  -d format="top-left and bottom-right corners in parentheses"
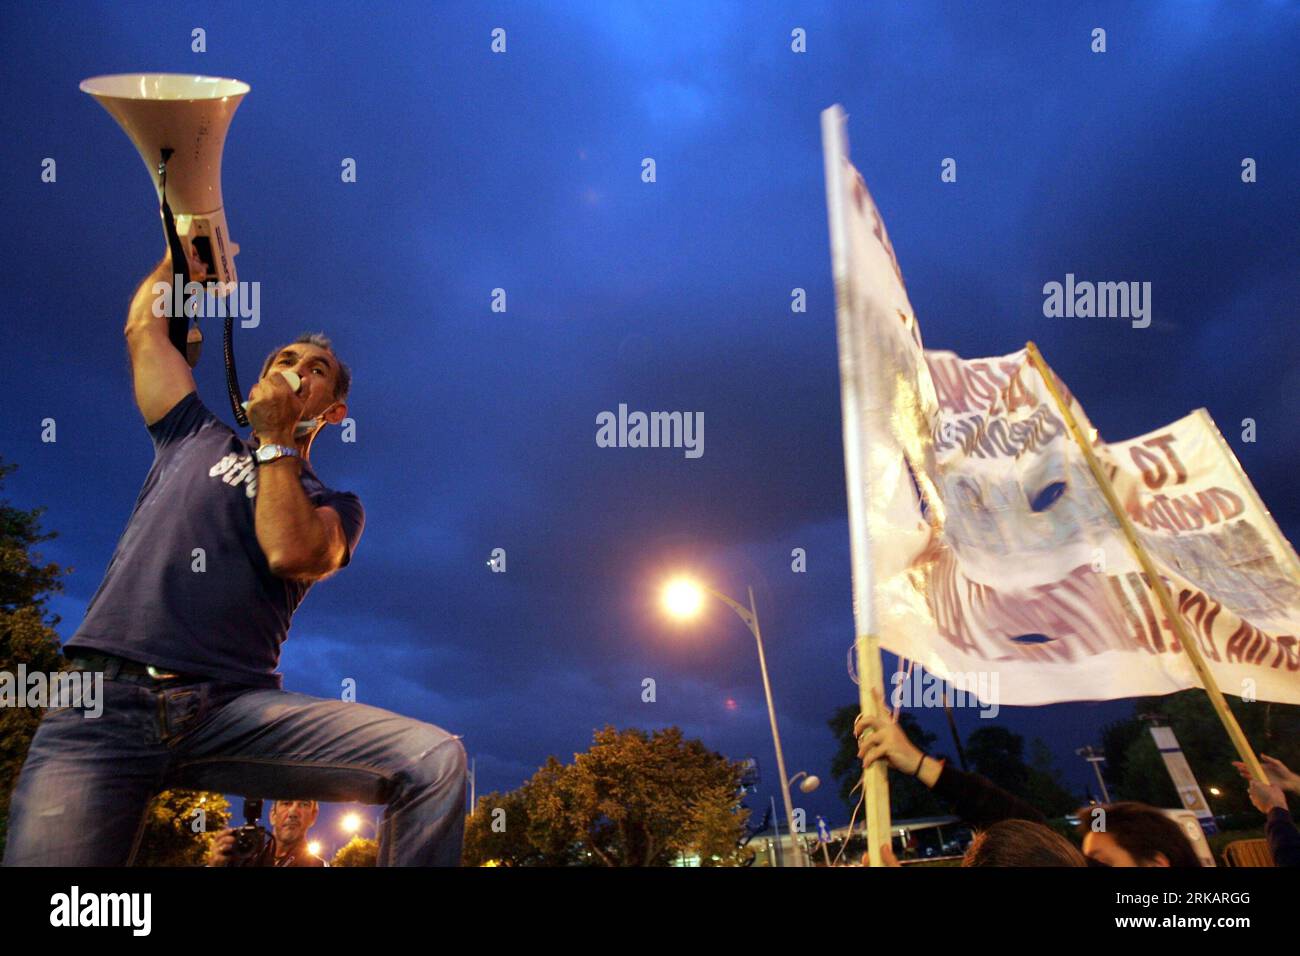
top-left (124, 255), bottom-right (197, 426)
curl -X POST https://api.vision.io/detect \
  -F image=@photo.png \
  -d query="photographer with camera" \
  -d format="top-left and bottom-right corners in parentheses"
top-left (207, 799), bottom-right (327, 868)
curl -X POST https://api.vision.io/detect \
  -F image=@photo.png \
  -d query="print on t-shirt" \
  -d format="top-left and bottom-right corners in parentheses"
top-left (210, 450), bottom-right (258, 498)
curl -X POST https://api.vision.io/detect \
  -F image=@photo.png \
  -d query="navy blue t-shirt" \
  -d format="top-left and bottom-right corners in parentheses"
top-left (66, 391), bottom-right (364, 688)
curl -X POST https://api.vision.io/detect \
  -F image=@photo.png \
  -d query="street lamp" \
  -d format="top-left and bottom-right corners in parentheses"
top-left (787, 771), bottom-right (822, 866)
top-left (1076, 745), bottom-right (1111, 803)
top-left (789, 771), bottom-right (821, 794)
top-left (340, 809), bottom-right (381, 845)
top-left (662, 576), bottom-right (808, 867)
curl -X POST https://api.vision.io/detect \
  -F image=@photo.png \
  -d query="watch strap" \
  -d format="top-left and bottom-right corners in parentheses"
top-left (256, 443), bottom-right (300, 463)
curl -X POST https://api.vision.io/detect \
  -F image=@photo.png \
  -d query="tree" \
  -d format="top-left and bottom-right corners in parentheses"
top-left (332, 836), bottom-right (377, 867)
top-left (1098, 715), bottom-right (1146, 797)
top-left (462, 726), bottom-right (749, 866)
top-left (134, 789), bottom-right (232, 866)
top-left (1108, 690), bottom-right (1300, 818)
top-left (828, 704), bottom-right (945, 819)
top-left (0, 459), bottom-right (67, 614)
top-left (682, 780), bottom-right (753, 866)
top-left (965, 726), bottom-right (1029, 794)
top-left (1024, 738), bottom-right (1082, 817)
top-left (464, 784), bottom-right (565, 866)
top-left (0, 458), bottom-right (71, 858)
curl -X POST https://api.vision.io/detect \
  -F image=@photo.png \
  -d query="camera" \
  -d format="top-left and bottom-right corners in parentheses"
top-left (228, 798), bottom-right (274, 867)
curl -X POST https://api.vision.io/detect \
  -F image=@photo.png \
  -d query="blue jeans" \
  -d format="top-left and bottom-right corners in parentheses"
top-left (2, 660), bottom-right (467, 866)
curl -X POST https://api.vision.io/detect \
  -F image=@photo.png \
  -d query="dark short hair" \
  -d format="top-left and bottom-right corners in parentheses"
top-left (260, 332), bottom-right (351, 403)
top-left (270, 799), bottom-right (318, 811)
top-left (963, 819), bottom-right (1088, 867)
top-left (1074, 802), bottom-right (1202, 867)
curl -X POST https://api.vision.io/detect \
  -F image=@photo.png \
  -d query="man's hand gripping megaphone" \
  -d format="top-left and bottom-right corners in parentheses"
top-left (243, 368), bottom-right (306, 443)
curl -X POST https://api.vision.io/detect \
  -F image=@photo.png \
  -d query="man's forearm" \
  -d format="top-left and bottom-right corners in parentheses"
top-left (124, 260), bottom-right (200, 425)
top-left (254, 454), bottom-right (329, 576)
top-left (124, 272), bottom-right (173, 356)
top-left (124, 261), bottom-right (175, 336)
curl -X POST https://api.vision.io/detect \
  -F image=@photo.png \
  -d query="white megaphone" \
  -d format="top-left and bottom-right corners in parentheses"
top-left (80, 72), bottom-right (248, 291)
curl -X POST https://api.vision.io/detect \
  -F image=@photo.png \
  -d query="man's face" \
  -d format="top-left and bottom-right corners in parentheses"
top-left (265, 343), bottom-right (342, 421)
top-left (269, 800), bottom-right (318, 844)
top-left (1082, 831), bottom-right (1168, 867)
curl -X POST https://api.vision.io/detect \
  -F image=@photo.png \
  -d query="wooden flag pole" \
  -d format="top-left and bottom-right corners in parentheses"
top-left (1025, 341), bottom-right (1267, 783)
top-left (822, 105), bottom-right (892, 866)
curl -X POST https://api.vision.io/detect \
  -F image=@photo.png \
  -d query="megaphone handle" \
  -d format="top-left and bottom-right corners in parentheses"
top-left (156, 148), bottom-right (248, 428)
top-left (158, 148), bottom-right (193, 364)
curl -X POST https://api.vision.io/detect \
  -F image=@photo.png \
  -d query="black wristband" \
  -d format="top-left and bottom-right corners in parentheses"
top-left (912, 752), bottom-right (928, 777)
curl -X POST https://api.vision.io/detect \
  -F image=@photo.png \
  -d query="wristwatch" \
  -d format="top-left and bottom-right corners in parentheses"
top-left (254, 443), bottom-right (300, 465)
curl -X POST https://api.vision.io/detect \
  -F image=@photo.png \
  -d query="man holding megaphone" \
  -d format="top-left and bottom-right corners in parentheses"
top-left (2, 254), bottom-right (468, 868)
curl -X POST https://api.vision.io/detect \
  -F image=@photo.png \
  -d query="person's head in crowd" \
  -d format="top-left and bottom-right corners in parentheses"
top-left (206, 798), bottom-right (324, 867)
top-left (1074, 801), bottom-right (1202, 867)
top-left (269, 799), bottom-right (320, 853)
top-left (962, 819), bottom-right (1087, 867)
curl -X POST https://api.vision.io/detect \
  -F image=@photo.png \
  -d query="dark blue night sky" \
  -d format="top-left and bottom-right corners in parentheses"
top-left (3, 1), bottom-right (1298, 844)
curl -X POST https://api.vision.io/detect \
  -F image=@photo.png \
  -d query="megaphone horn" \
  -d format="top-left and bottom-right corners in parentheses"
top-left (80, 73), bottom-right (248, 290)
top-left (82, 73), bottom-right (252, 426)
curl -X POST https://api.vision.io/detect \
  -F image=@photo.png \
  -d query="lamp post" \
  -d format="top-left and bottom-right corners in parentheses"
top-left (787, 771), bottom-right (821, 867)
top-left (468, 757), bottom-right (476, 817)
top-left (1076, 745), bottom-right (1111, 803)
top-left (662, 577), bottom-right (807, 867)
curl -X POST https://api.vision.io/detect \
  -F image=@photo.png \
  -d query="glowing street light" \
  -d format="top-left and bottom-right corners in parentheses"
top-left (660, 574), bottom-right (809, 867)
top-left (307, 840), bottom-right (322, 858)
top-left (662, 577), bottom-right (705, 619)
top-left (340, 808), bottom-right (381, 848)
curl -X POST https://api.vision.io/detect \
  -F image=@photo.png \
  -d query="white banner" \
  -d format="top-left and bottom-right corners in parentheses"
top-left (831, 154), bottom-right (1300, 706)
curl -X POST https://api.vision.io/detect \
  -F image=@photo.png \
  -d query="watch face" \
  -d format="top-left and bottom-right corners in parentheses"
top-left (256, 445), bottom-right (277, 462)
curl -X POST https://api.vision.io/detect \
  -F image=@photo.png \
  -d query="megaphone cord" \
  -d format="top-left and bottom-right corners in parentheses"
top-left (224, 312), bottom-right (249, 428)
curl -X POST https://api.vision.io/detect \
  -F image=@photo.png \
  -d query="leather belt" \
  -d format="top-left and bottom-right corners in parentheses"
top-left (68, 651), bottom-right (201, 685)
